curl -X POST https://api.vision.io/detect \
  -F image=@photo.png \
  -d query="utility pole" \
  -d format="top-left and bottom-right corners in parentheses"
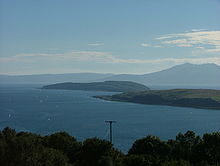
top-left (105, 120), bottom-right (116, 143)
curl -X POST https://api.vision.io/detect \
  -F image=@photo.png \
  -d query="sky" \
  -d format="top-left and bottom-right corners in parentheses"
top-left (0, 0), bottom-right (220, 75)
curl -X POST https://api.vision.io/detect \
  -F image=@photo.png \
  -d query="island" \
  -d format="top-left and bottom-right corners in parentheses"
top-left (95, 89), bottom-right (220, 110)
top-left (42, 81), bottom-right (149, 92)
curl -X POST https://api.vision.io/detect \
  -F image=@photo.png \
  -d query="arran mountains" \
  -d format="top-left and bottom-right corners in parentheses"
top-left (1, 63), bottom-right (220, 86)
top-left (102, 63), bottom-right (220, 86)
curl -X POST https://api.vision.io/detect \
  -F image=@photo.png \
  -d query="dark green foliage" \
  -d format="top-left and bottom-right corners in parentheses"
top-left (43, 132), bottom-right (81, 163)
top-left (128, 135), bottom-right (170, 160)
top-left (1, 127), bottom-right (220, 166)
top-left (0, 128), bottom-right (71, 166)
top-left (200, 132), bottom-right (220, 165)
top-left (161, 160), bottom-right (191, 166)
top-left (127, 130), bottom-right (220, 166)
top-left (79, 138), bottom-right (117, 166)
top-left (34, 148), bottom-right (70, 166)
top-left (169, 131), bottom-right (201, 161)
top-left (122, 155), bottom-right (158, 166)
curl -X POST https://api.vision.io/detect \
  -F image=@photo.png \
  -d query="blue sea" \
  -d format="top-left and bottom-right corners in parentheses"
top-left (0, 84), bottom-right (220, 152)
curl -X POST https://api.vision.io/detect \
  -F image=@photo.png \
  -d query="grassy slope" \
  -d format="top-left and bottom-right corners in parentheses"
top-left (97, 89), bottom-right (220, 110)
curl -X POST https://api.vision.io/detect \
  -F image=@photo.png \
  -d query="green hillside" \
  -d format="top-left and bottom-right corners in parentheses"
top-left (96, 89), bottom-right (220, 110)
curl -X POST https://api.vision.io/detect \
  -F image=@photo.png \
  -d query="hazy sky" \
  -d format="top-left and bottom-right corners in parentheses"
top-left (0, 0), bottom-right (220, 75)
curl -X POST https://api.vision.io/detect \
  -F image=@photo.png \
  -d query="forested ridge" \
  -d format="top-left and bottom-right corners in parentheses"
top-left (0, 127), bottom-right (220, 166)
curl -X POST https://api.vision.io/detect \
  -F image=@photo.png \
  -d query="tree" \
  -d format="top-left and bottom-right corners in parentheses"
top-left (128, 135), bottom-right (170, 160)
top-left (168, 131), bottom-right (201, 162)
top-left (43, 132), bottom-right (81, 164)
top-left (79, 138), bottom-right (114, 166)
top-left (122, 155), bottom-right (155, 166)
top-left (161, 159), bottom-right (191, 166)
top-left (201, 132), bottom-right (220, 165)
top-left (0, 128), bottom-right (72, 166)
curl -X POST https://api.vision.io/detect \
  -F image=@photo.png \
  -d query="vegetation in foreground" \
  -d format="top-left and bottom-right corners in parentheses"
top-left (1, 127), bottom-right (220, 166)
top-left (96, 89), bottom-right (220, 110)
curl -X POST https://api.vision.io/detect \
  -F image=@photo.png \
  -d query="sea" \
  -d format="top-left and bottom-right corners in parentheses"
top-left (0, 84), bottom-right (220, 153)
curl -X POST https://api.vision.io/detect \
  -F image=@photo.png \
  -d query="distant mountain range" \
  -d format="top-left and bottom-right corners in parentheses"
top-left (1, 63), bottom-right (220, 86)
top-left (0, 73), bottom-right (113, 84)
top-left (102, 63), bottom-right (220, 86)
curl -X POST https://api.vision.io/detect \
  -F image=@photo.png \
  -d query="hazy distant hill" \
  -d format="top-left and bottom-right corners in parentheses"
top-left (102, 63), bottom-right (220, 86)
top-left (1, 63), bottom-right (219, 86)
top-left (0, 73), bottom-right (113, 84)
top-left (42, 81), bottom-right (149, 92)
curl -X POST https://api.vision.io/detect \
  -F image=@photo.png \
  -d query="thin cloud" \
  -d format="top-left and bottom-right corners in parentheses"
top-left (191, 29), bottom-right (207, 32)
top-left (141, 43), bottom-right (163, 48)
top-left (47, 48), bottom-right (60, 51)
top-left (15, 51), bottom-right (112, 63)
top-left (141, 43), bottom-right (151, 47)
top-left (1, 50), bottom-right (220, 66)
top-left (111, 57), bottom-right (220, 65)
top-left (88, 43), bottom-right (104, 46)
top-left (156, 30), bottom-right (220, 53)
top-left (154, 45), bottom-right (163, 48)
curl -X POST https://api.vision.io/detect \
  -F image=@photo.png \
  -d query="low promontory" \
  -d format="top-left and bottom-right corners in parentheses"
top-left (96, 89), bottom-right (220, 110)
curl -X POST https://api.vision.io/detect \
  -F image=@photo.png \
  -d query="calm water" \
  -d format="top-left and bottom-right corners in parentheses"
top-left (0, 85), bottom-right (220, 152)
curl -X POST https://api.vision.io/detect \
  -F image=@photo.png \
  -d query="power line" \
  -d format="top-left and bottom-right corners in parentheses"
top-left (105, 120), bottom-right (116, 143)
